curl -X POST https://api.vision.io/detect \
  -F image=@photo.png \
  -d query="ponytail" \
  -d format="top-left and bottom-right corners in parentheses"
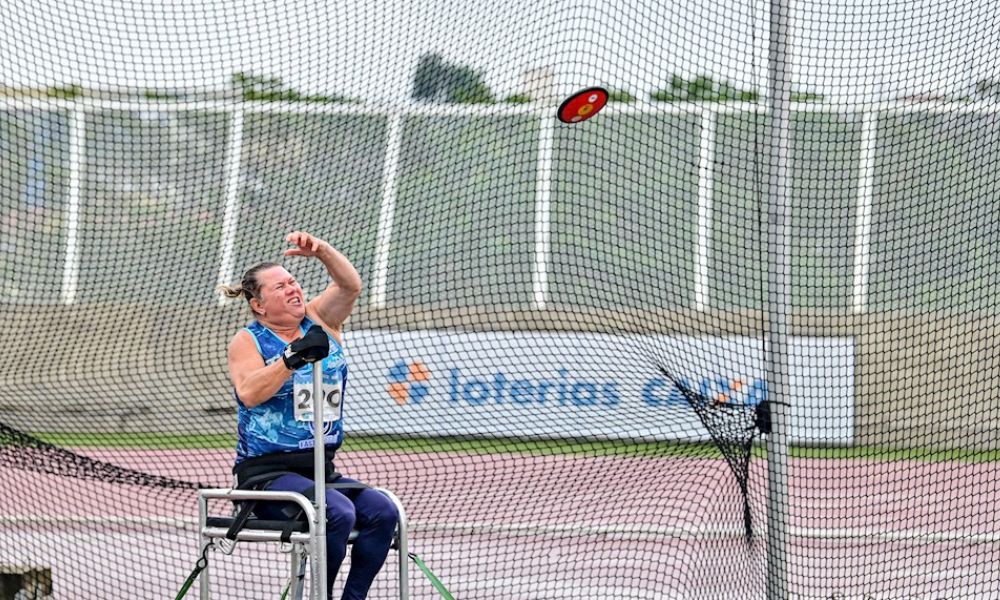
top-left (218, 261), bottom-right (281, 305)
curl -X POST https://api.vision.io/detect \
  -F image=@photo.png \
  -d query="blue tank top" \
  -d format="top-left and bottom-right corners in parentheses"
top-left (234, 317), bottom-right (347, 463)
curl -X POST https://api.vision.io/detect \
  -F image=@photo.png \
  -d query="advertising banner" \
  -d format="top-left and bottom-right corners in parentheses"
top-left (343, 330), bottom-right (854, 444)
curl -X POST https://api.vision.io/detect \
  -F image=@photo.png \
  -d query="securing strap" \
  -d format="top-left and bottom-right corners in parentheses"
top-left (224, 499), bottom-right (258, 541)
top-left (409, 552), bottom-right (455, 600)
top-left (173, 543), bottom-right (211, 600)
top-left (224, 470), bottom-right (301, 542)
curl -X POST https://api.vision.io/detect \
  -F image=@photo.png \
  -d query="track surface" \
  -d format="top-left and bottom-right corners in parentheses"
top-left (3, 449), bottom-right (998, 599)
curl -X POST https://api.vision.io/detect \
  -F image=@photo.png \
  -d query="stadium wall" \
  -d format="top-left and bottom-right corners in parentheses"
top-left (2, 304), bottom-right (996, 451)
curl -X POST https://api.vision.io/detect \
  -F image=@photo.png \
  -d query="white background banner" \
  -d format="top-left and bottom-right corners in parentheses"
top-left (342, 330), bottom-right (854, 444)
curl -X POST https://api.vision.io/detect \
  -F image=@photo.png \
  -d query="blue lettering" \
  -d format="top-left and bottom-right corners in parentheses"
top-left (536, 381), bottom-right (553, 404)
top-left (601, 383), bottom-right (620, 405)
top-left (642, 378), bottom-right (668, 406)
top-left (493, 373), bottom-right (507, 403)
top-left (462, 380), bottom-right (490, 404)
top-left (668, 382), bottom-right (687, 406)
top-left (446, 367), bottom-right (635, 409)
top-left (571, 382), bottom-right (598, 406)
top-left (557, 369), bottom-right (570, 405)
top-left (449, 369), bottom-right (461, 402)
top-left (509, 379), bottom-right (535, 404)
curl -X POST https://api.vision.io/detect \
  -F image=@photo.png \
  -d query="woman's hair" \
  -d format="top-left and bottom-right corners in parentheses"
top-left (218, 262), bottom-right (281, 305)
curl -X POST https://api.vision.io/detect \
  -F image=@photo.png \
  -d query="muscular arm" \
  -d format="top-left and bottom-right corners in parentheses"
top-left (285, 232), bottom-right (361, 330)
top-left (310, 244), bottom-right (361, 328)
top-left (227, 329), bottom-right (293, 408)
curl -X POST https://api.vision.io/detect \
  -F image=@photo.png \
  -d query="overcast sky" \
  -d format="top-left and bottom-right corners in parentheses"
top-left (1, 0), bottom-right (997, 104)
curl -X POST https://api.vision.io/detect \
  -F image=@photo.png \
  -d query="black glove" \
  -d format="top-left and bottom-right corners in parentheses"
top-left (281, 325), bottom-right (330, 370)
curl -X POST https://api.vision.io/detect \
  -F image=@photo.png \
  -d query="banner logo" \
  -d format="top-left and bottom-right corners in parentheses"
top-left (387, 361), bottom-right (431, 405)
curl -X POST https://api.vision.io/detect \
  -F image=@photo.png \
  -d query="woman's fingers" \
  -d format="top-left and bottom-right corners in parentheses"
top-left (285, 231), bottom-right (326, 256)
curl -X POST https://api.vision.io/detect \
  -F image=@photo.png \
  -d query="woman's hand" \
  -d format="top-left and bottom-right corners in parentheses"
top-left (282, 230), bottom-right (361, 332)
top-left (284, 231), bottom-right (331, 258)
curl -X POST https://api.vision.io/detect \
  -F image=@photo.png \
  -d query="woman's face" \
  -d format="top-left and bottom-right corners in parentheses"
top-left (251, 266), bottom-right (306, 324)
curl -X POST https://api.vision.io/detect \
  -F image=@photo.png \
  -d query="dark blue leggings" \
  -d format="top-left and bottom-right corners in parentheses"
top-left (254, 474), bottom-right (399, 600)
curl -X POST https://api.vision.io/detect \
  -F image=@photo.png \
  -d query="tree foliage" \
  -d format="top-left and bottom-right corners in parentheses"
top-left (231, 72), bottom-right (352, 104)
top-left (412, 54), bottom-right (495, 104)
top-left (608, 89), bottom-right (636, 103)
top-left (651, 74), bottom-right (825, 103)
top-left (651, 75), bottom-right (759, 102)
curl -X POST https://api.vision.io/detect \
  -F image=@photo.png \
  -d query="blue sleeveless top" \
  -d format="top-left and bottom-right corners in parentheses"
top-left (234, 317), bottom-right (347, 463)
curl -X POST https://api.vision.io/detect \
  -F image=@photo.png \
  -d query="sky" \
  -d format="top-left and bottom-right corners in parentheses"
top-left (1, 0), bottom-right (998, 105)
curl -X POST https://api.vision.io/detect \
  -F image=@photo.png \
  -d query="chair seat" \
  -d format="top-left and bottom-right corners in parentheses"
top-left (204, 516), bottom-right (363, 543)
top-left (206, 516), bottom-right (309, 533)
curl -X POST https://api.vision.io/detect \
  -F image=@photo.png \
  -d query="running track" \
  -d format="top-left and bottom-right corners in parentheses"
top-left (2, 449), bottom-right (998, 599)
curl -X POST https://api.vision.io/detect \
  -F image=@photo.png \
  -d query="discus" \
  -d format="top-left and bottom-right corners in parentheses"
top-left (557, 87), bottom-right (609, 124)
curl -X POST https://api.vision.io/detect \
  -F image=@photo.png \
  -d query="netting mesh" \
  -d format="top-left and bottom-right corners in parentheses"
top-left (2, 0), bottom-right (999, 599)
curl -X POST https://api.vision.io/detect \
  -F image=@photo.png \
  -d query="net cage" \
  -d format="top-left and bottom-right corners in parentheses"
top-left (1, 0), bottom-right (999, 598)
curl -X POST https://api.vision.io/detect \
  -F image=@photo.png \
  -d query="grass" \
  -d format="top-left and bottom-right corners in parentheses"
top-left (34, 431), bottom-right (233, 450)
top-left (30, 431), bottom-right (1000, 463)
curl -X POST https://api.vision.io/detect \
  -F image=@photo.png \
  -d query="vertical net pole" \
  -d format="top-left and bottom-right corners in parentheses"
top-left (215, 108), bottom-right (245, 306)
top-left (60, 108), bottom-right (85, 305)
top-left (532, 111), bottom-right (554, 311)
top-left (312, 361), bottom-right (327, 599)
top-left (764, 0), bottom-right (792, 597)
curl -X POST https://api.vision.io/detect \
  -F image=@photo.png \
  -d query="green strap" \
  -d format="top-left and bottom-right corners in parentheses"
top-left (174, 545), bottom-right (211, 600)
top-left (409, 552), bottom-right (455, 600)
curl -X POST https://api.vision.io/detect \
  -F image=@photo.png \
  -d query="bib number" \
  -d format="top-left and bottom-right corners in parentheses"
top-left (293, 365), bottom-right (342, 423)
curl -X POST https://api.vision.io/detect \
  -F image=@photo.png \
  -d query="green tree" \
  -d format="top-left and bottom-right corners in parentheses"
top-left (450, 65), bottom-right (494, 104)
top-left (231, 72), bottom-right (351, 103)
top-left (651, 74), bottom-right (760, 102)
top-left (45, 84), bottom-right (82, 99)
top-left (608, 89), bottom-right (636, 103)
top-left (503, 93), bottom-right (532, 104)
top-left (411, 53), bottom-right (495, 104)
top-left (688, 75), bottom-right (716, 100)
top-left (412, 54), bottom-right (445, 100)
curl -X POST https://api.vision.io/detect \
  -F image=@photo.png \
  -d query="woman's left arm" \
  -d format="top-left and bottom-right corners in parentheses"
top-left (285, 231), bottom-right (362, 329)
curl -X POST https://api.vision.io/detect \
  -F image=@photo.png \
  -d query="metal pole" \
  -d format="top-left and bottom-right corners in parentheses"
top-left (532, 111), bottom-right (554, 310)
top-left (61, 108), bottom-right (84, 305)
top-left (198, 493), bottom-right (212, 599)
top-left (764, 0), bottom-right (793, 597)
top-left (216, 108), bottom-right (245, 306)
top-left (312, 360), bottom-right (327, 599)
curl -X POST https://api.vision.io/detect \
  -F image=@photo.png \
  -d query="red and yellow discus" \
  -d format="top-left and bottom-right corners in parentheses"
top-left (557, 87), bottom-right (610, 124)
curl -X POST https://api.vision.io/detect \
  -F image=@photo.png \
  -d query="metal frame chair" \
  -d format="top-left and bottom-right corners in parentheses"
top-left (197, 485), bottom-right (409, 600)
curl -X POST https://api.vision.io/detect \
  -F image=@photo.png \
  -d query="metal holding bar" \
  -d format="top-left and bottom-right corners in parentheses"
top-left (312, 360), bottom-right (327, 599)
top-left (198, 489), bottom-right (211, 599)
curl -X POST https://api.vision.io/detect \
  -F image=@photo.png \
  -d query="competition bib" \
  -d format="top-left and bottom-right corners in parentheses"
top-left (292, 362), bottom-right (342, 423)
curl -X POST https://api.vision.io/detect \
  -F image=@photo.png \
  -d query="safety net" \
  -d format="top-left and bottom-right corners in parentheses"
top-left (1, 1), bottom-right (998, 598)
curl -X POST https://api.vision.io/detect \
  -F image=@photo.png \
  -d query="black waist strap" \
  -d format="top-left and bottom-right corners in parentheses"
top-left (234, 447), bottom-right (338, 489)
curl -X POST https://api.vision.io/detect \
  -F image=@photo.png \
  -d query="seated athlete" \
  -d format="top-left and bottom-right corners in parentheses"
top-left (219, 231), bottom-right (398, 600)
